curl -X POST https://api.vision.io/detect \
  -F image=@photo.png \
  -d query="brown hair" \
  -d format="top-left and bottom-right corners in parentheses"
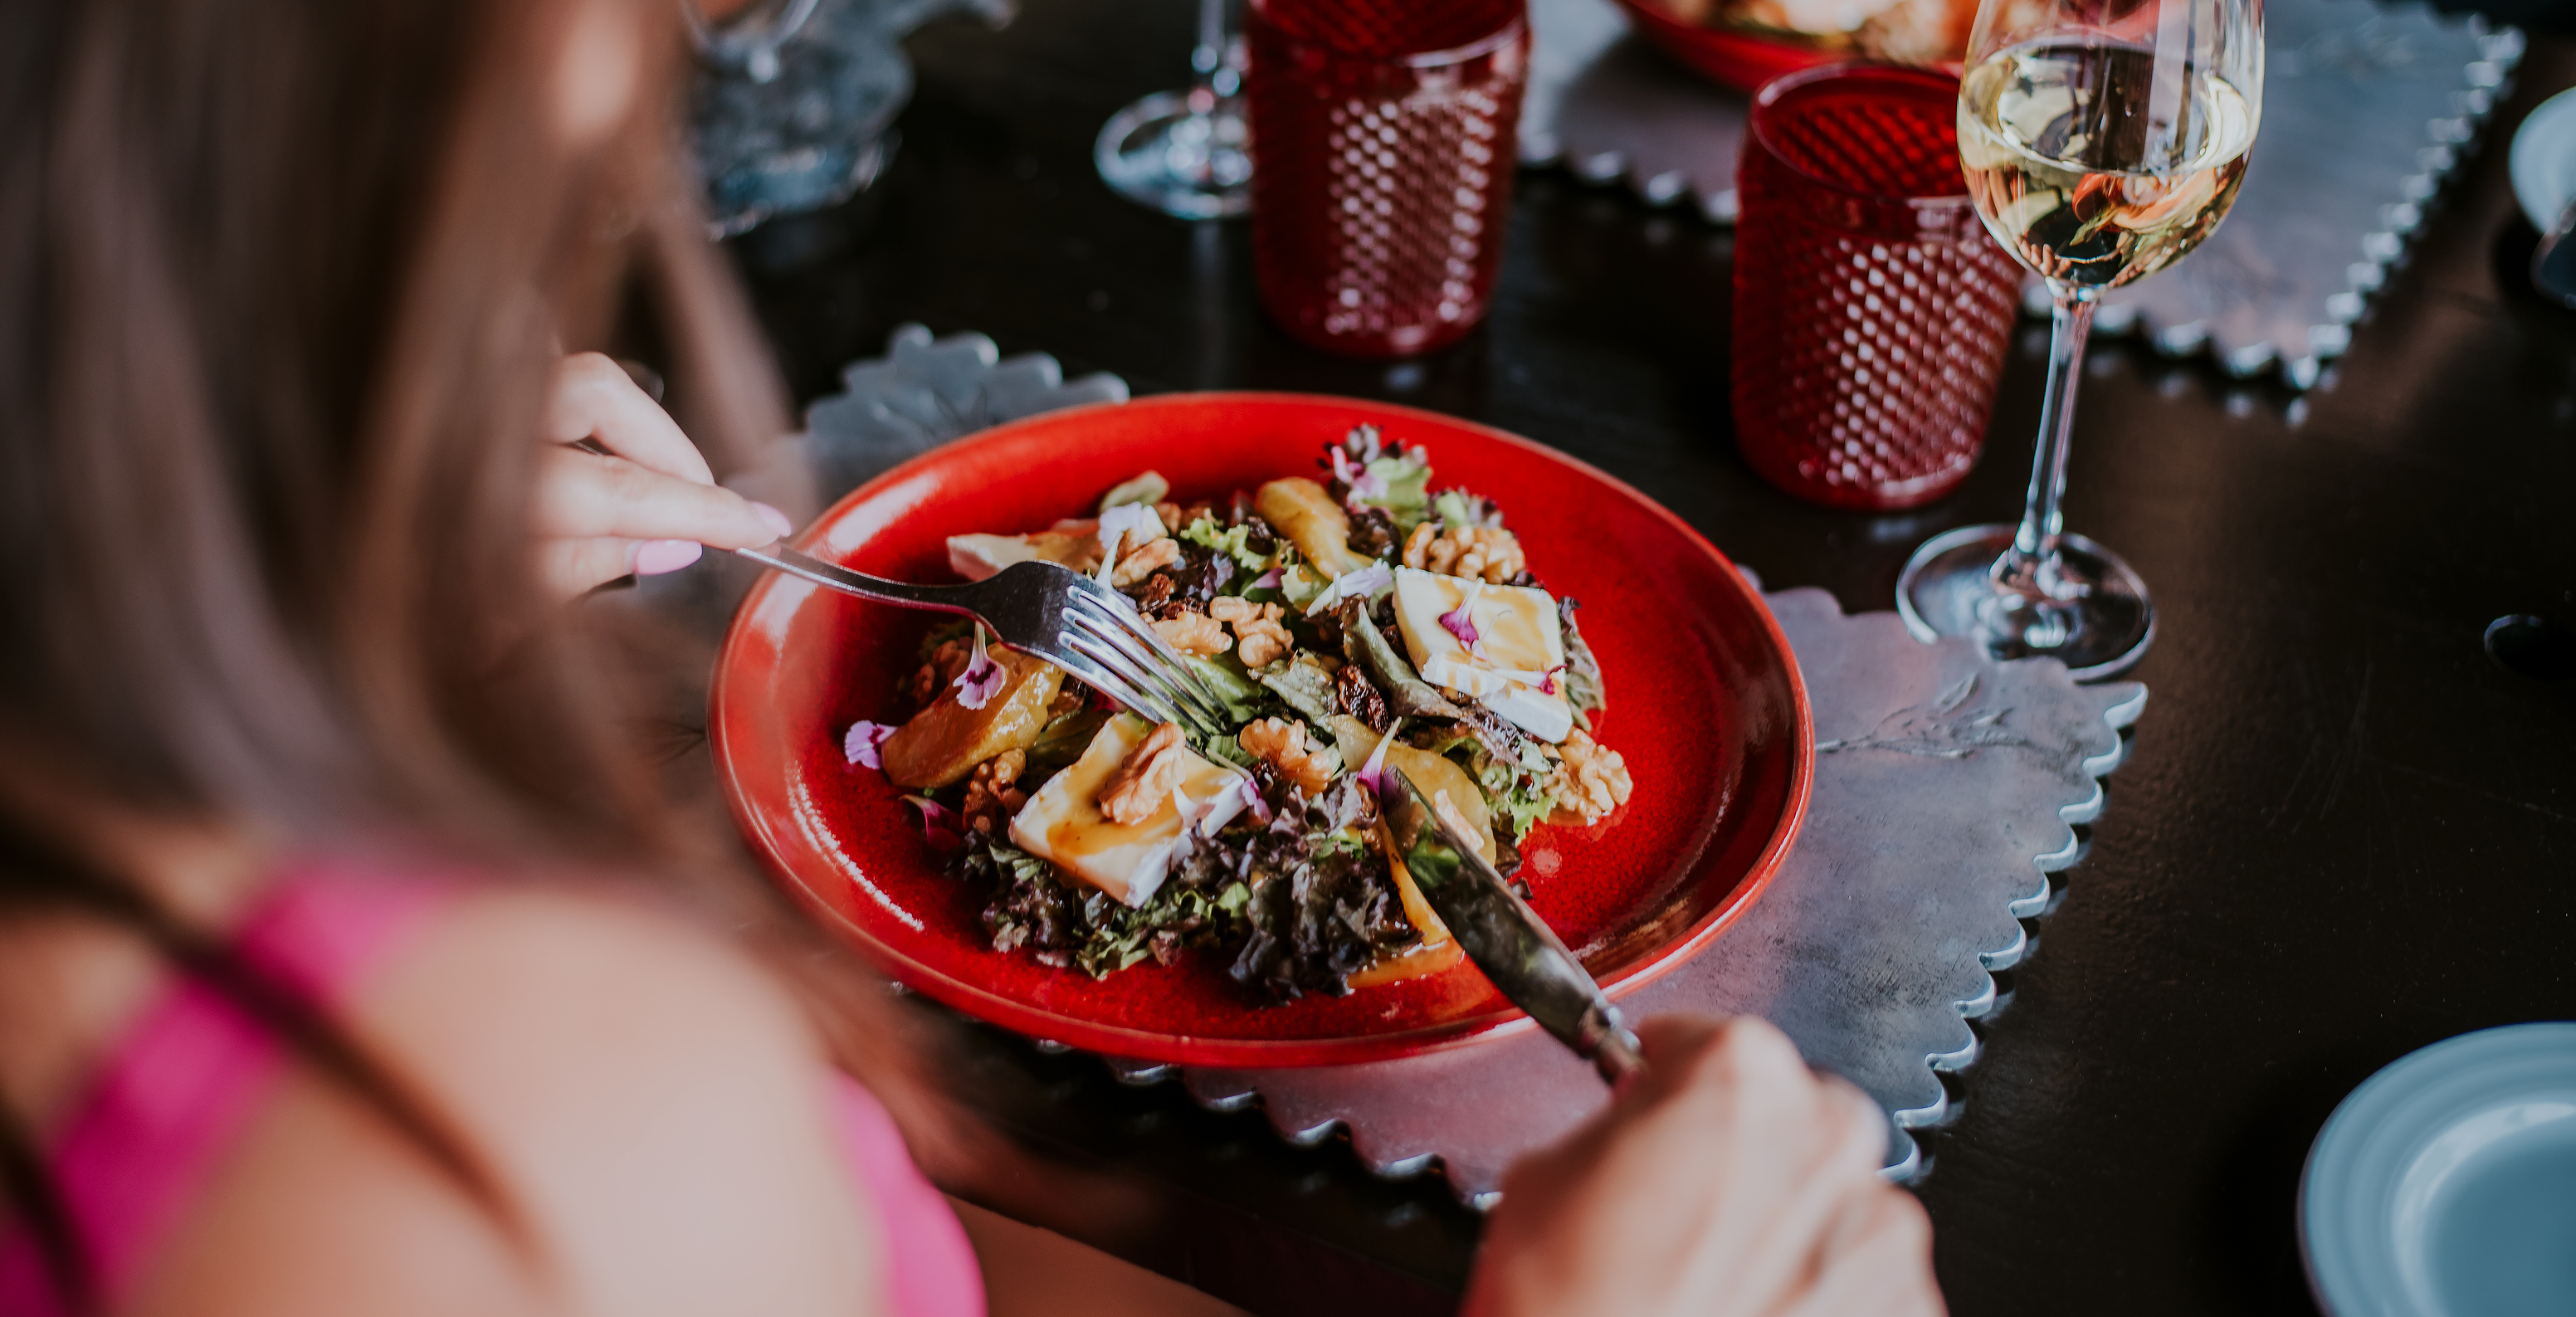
top-left (0, 0), bottom-right (952, 1303)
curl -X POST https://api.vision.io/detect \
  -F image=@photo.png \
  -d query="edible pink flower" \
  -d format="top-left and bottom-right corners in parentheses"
top-left (1440, 583), bottom-right (1487, 656)
top-left (1354, 717), bottom-right (1407, 799)
top-left (1304, 562), bottom-right (1393, 617)
top-left (844, 720), bottom-right (897, 768)
top-left (901, 795), bottom-right (965, 852)
top-left (954, 624), bottom-right (1006, 709)
top-left (1330, 448), bottom-right (1388, 508)
top-left (1237, 776), bottom-right (1274, 825)
top-left (1438, 600), bottom-right (1481, 651)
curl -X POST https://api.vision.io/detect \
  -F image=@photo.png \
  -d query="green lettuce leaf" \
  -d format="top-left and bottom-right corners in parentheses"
top-left (1178, 516), bottom-right (1273, 575)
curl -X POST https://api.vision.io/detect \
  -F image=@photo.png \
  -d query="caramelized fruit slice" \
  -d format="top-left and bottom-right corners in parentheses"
top-left (1256, 477), bottom-right (1376, 579)
top-left (881, 651), bottom-right (1066, 789)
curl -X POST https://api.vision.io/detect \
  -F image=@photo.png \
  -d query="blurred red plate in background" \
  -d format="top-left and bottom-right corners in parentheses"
top-left (710, 393), bottom-right (1812, 1066)
top-left (1609, 0), bottom-right (1837, 92)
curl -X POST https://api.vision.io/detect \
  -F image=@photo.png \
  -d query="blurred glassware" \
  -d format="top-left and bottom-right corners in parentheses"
top-left (688, 0), bottom-right (826, 83)
top-left (1731, 63), bottom-right (2022, 510)
top-left (1896, 0), bottom-right (2264, 680)
top-left (1245, 0), bottom-right (1530, 358)
top-left (1610, 0), bottom-right (1980, 91)
top-left (2535, 202), bottom-right (2576, 309)
top-left (2510, 87), bottom-right (2576, 309)
top-left (688, 0), bottom-right (1012, 238)
top-left (1096, 0), bottom-right (1255, 220)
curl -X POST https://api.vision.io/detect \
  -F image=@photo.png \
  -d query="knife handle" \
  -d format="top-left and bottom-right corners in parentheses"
top-left (1591, 1028), bottom-right (1646, 1085)
top-left (1578, 1002), bottom-right (1647, 1086)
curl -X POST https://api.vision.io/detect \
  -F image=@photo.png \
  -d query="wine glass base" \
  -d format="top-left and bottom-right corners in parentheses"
top-left (1895, 524), bottom-right (2155, 680)
top-left (1095, 90), bottom-right (1251, 220)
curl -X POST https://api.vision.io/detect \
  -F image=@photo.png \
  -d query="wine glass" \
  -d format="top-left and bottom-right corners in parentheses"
top-left (1095, 0), bottom-right (1253, 220)
top-left (1895, 0), bottom-right (2263, 679)
top-left (683, 0), bottom-right (822, 84)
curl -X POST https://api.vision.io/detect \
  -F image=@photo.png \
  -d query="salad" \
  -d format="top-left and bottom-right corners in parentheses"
top-left (843, 427), bottom-right (1633, 999)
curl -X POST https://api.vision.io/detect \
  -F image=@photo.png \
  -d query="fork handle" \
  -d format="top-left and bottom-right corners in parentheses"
top-left (734, 543), bottom-right (979, 616)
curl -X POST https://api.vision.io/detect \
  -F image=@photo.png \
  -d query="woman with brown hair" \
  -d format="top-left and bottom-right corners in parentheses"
top-left (0, 0), bottom-right (1943, 1314)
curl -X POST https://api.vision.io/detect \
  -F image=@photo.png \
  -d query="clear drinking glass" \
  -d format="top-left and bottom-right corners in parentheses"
top-left (1895, 0), bottom-right (2263, 679)
top-left (1095, 0), bottom-right (1254, 220)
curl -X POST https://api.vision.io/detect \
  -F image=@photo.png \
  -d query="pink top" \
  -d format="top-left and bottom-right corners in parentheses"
top-left (0, 863), bottom-right (984, 1317)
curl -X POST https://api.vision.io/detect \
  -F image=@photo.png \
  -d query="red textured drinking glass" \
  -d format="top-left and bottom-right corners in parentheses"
top-left (1732, 63), bottom-right (2022, 510)
top-left (1246, 0), bottom-right (1529, 358)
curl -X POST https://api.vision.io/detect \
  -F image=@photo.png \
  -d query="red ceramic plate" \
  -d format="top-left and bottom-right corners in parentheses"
top-left (710, 393), bottom-right (1812, 1066)
top-left (1610, 0), bottom-right (1835, 92)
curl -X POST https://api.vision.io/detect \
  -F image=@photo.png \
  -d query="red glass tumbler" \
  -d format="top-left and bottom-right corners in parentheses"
top-left (1246, 0), bottom-right (1530, 358)
top-left (1732, 63), bottom-right (2022, 510)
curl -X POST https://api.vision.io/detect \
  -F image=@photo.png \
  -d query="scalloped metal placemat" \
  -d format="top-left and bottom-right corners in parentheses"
top-left (1517, 0), bottom-right (2525, 388)
top-left (1113, 588), bottom-right (2142, 1203)
top-left (787, 329), bottom-right (2145, 1204)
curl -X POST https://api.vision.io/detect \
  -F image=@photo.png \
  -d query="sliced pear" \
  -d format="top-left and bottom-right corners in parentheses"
top-left (1329, 716), bottom-right (1495, 863)
top-left (1256, 477), bottom-right (1376, 579)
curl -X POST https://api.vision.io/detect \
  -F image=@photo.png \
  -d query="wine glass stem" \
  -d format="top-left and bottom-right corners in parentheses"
top-left (1191, 0), bottom-right (1227, 100)
top-left (1995, 286), bottom-right (2099, 600)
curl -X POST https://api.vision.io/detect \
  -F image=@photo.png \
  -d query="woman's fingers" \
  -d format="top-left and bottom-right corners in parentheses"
top-left (544, 352), bottom-right (717, 484)
top-left (1786, 1188), bottom-right (1944, 1317)
top-left (531, 353), bottom-right (798, 601)
top-left (538, 536), bottom-right (720, 598)
top-left (534, 446), bottom-right (790, 549)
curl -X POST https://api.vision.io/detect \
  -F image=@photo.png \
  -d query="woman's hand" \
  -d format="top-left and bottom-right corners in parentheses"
top-left (1465, 1015), bottom-right (1944, 1317)
top-left (534, 352), bottom-right (793, 598)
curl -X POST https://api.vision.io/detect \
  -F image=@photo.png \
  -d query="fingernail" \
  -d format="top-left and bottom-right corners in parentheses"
top-left (633, 539), bottom-right (704, 575)
top-left (749, 501), bottom-right (794, 540)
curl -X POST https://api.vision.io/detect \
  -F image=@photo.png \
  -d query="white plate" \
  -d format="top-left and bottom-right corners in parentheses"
top-left (2300, 1022), bottom-right (2576, 1317)
top-left (2510, 88), bottom-right (2576, 233)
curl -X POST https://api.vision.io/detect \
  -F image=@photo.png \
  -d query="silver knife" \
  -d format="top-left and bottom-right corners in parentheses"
top-left (1384, 768), bottom-right (1646, 1085)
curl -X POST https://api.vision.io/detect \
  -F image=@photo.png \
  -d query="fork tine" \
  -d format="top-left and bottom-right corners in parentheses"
top-left (1071, 633), bottom-right (1210, 737)
top-left (1045, 646), bottom-right (1186, 729)
top-left (1064, 607), bottom-right (1231, 738)
top-left (1064, 589), bottom-right (1234, 730)
top-left (1064, 609), bottom-right (1227, 734)
top-left (1065, 632), bottom-right (1222, 739)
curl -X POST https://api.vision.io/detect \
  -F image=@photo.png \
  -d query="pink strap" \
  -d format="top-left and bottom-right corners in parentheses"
top-left (0, 866), bottom-right (447, 1316)
top-left (830, 1078), bottom-right (987, 1317)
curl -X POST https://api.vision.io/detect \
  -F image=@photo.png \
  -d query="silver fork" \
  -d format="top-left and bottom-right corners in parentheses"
top-left (734, 543), bottom-right (1234, 739)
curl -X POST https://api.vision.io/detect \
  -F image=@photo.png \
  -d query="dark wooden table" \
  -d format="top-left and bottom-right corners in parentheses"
top-left (724, 8), bottom-right (2576, 1315)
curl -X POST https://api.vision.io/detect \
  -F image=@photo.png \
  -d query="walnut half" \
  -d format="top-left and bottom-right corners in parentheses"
top-left (1110, 534), bottom-right (1181, 587)
top-left (1545, 729), bottom-right (1632, 826)
top-left (1150, 610), bottom-right (1231, 657)
top-left (1209, 596), bottom-right (1292, 668)
top-left (1099, 721), bottom-right (1188, 826)
top-left (1238, 717), bottom-right (1339, 795)
top-left (963, 750), bottom-right (1028, 835)
top-left (1403, 523), bottom-right (1526, 583)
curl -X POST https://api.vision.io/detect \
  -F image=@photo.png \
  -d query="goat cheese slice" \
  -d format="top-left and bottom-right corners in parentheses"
top-left (1389, 566), bottom-right (1573, 744)
top-left (1007, 715), bottom-right (1249, 907)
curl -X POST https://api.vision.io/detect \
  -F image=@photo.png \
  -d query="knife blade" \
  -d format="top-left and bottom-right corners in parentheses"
top-left (1383, 767), bottom-right (1645, 1085)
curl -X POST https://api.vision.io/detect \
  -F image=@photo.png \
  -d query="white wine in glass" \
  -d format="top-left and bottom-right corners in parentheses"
top-left (1898, 0), bottom-right (2262, 678)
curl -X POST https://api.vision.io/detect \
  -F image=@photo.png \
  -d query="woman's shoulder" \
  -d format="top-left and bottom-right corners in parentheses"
top-left (135, 876), bottom-right (886, 1317)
